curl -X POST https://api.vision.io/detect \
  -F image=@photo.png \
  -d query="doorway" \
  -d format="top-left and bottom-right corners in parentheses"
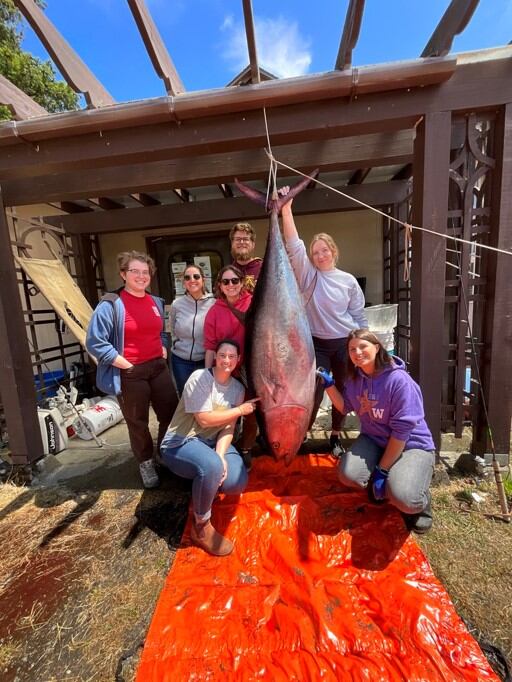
top-left (148, 232), bottom-right (231, 302)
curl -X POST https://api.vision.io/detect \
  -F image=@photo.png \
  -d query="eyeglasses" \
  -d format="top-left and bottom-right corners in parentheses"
top-left (233, 237), bottom-right (252, 243)
top-left (126, 269), bottom-right (150, 277)
top-left (184, 273), bottom-right (201, 281)
top-left (221, 277), bottom-right (241, 285)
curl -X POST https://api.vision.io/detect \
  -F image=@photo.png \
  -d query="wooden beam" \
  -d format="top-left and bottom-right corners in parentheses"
top-left (219, 183), bottom-right (234, 198)
top-left (473, 103), bottom-right (512, 455)
top-left (60, 201), bottom-right (93, 213)
top-left (2, 130), bottom-right (414, 205)
top-left (0, 73), bottom-right (47, 120)
top-left (172, 189), bottom-right (190, 202)
top-left (242, 0), bottom-right (260, 84)
top-left (335, 0), bottom-right (365, 70)
top-left (13, 0), bottom-right (114, 107)
top-left (391, 163), bottom-right (413, 181)
top-left (410, 112), bottom-right (452, 450)
top-left (127, 0), bottom-right (185, 95)
top-left (42, 180), bottom-right (408, 234)
top-left (130, 192), bottom-right (160, 206)
top-left (421, 0), bottom-right (480, 58)
top-left (0, 186), bottom-right (44, 465)
top-left (2, 54), bottom-right (510, 182)
top-left (348, 168), bottom-right (371, 185)
top-left (88, 197), bottom-right (125, 210)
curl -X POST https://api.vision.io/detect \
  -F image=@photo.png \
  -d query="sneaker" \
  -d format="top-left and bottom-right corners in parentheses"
top-left (190, 520), bottom-right (234, 556)
top-left (329, 434), bottom-right (345, 458)
top-left (139, 459), bottom-right (160, 489)
top-left (240, 449), bottom-right (253, 471)
top-left (403, 492), bottom-right (433, 535)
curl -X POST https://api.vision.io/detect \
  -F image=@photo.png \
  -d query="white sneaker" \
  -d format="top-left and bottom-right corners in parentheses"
top-left (139, 459), bottom-right (159, 488)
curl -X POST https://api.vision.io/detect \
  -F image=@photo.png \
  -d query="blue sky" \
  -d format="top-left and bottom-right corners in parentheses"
top-left (20, 0), bottom-right (512, 104)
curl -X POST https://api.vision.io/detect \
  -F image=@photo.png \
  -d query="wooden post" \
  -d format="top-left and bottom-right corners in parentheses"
top-left (0, 186), bottom-right (43, 465)
top-left (71, 234), bottom-right (98, 307)
top-left (473, 104), bottom-right (512, 456)
top-left (410, 112), bottom-right (451, 450)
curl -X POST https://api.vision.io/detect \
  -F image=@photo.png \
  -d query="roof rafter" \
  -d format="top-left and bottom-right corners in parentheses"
top-left (421, 0), bottom-right (480, 58)
top-left (0, 74), bottom-right (47, 120)
top-left (130, 192), bottom-right (160, 206)
top-left (2, 129), bottom-right (414, 205)
top-left (43, 180), bottom-right (409, 235)
top-left (127, 0), bottom-right (185, 95)
top-left (242, 0), bottom-right (260, 84)
top-left (348, 168), bottom-right (371, 185)
top-left (13, 0), bottom-right (114, 107)
top-left (335, 0), bottom-right (365, 70)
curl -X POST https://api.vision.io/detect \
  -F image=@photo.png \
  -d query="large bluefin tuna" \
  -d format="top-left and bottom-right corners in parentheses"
top-left (234, 172), bottom-right (319, 464)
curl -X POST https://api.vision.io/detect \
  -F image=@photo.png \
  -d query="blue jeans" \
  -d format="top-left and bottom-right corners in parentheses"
top-left (171, 353), bottom-right (205, 396)
top-left (338, 434), bottom-right (434, 514)
top-left (161, 437), bottom-right (248, 521)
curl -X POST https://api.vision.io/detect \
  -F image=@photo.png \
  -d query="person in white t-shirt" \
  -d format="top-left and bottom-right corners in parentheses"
top-left (160, 339), bottom-right (259, 556)
top-left (280, 186), bottom-right (368, 455)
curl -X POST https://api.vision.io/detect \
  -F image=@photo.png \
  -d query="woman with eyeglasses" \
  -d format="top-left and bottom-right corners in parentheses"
top-left (203, 265), bottom-right (256, 467)
top-left (280, 187), bottom-right (368, 456)
top-left (169, 264), bottom-right (215, 396)
top-left (86, 250), bottom-right (178, 489)
top-left (161, 339), bottom-right (258, 556)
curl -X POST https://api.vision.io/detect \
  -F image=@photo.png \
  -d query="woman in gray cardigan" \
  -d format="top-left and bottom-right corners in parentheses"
top-left (170, 264), bottom-right (215, 396)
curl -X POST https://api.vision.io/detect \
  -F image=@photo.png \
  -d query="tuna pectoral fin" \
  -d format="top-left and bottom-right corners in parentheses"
top-left (258, 373), bottom-right (286, 405)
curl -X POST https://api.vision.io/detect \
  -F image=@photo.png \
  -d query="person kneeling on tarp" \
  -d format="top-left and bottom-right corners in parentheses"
top-left (160, 339), bottom-right (259, 556)
top-left (317, 329), bottom-right (435, 534)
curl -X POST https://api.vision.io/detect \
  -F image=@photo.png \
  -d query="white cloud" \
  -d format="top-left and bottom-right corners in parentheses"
top-left (220, 14), bottom-right (312, 78)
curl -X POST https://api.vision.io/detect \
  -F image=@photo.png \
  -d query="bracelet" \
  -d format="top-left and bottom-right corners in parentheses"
top-left (238, 406), bottom-right (243, 416)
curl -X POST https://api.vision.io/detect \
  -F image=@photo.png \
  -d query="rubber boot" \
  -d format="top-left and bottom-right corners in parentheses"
top-left (190, 520), bottom-right (234, 556)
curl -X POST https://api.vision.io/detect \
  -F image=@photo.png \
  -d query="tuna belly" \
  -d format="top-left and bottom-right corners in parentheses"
top-left (264, 404), bottom-right (311, 465)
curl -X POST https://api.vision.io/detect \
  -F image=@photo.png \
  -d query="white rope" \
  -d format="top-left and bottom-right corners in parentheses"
top-left (265, 152), bottom-right (512, 260)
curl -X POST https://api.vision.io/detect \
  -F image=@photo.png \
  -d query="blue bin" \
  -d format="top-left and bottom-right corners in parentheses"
top-left (34, 370), bottom-right (65, 398)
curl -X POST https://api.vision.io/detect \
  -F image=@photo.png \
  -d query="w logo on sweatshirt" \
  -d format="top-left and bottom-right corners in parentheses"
top-left (372, 408), bottom-right (385, 419)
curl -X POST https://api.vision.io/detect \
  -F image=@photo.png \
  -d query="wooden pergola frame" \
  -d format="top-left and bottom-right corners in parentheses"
top-left (1, 0), bottom-right (511, 469)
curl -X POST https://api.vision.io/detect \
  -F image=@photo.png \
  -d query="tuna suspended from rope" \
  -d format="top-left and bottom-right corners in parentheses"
top-left (234, 171), bottom-right (319, 464)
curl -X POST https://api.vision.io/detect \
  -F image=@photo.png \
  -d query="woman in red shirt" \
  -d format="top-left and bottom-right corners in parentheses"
top-left (86, 251), bottom-right (178, 489)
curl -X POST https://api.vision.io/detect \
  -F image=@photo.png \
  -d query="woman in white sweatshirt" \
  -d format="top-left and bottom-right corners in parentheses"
top-left (170, 264), bottom-right (215, 396)
top-left (280, 188), bottom-right (368, 455)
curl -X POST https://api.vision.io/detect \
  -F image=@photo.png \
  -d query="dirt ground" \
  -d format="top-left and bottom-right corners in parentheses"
top-left (0, 419), bottom-right (511, 681)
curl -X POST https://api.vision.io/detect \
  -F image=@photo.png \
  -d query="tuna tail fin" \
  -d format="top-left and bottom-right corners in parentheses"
top-left (274, 169), bottom-right (319, 214)
top-left (234, 169), bottom-right (319, 214)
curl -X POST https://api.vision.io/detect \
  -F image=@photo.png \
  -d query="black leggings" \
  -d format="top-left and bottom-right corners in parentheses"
top-left (309, 336), bottom-right (347, 432)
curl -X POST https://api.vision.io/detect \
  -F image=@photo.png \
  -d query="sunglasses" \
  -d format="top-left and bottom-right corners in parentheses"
top-left (184, 273), bottom-right (201, 281)
top-left (221, 277), bottom-right (241, 286)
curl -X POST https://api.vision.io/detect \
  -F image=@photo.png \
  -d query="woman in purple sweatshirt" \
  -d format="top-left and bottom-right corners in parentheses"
top-left (318, 329), bottom-right (435, 534)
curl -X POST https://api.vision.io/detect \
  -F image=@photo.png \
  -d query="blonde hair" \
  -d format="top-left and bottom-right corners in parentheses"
top-left (309, 233), bottom-right (339, 265)
top-left (229, 222), bottom-right (256, 242)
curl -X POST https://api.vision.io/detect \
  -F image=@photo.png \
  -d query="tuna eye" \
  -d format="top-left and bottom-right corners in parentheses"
top-left (272, 442), bottom-right (280, 450)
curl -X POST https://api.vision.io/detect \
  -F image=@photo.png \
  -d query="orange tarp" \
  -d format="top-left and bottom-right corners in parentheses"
top-left (137, 455), bottom-right (499, 681)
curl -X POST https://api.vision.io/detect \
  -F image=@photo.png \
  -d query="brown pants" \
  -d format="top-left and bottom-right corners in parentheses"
top-left (118, 357), bottom-right (178, 463)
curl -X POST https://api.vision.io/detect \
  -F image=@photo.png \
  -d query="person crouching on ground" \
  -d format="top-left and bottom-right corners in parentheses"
top-left (160, 339), bottom-right (259, 556)
top-left (317, 329), bottom-right (435, 534)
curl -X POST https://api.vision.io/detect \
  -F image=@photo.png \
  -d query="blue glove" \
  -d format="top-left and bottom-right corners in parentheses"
top-left (316, 367), bottom-right (335, 388)
top-left (370, 465), bottom-right (389, 501)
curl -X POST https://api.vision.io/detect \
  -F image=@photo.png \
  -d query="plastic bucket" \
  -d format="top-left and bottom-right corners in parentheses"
top-left (34, 370), bottom-right (65, 398)
top-left (365, 304), bottom-right (398, 332)
top-left (374, 329), bottom-right (395, 352)
top-left (73, 396), bottom-right (123, 440)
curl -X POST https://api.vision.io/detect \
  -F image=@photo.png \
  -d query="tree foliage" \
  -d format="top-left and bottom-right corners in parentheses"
top-left (0, 0), bottom-right (78, 120)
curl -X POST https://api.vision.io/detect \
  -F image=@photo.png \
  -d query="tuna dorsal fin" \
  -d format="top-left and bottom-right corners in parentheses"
top-left (234, 169), bottom-right (319, 214)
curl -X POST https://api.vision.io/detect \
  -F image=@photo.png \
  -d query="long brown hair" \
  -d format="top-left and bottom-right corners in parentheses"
top-left (346, 329), bottom-right (393, 379)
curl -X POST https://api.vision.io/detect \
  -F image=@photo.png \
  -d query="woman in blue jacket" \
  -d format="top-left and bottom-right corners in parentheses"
top-left (318, 329), bottom-right (435, 534)
top-left (86, 251), bottom-right (178, 489)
